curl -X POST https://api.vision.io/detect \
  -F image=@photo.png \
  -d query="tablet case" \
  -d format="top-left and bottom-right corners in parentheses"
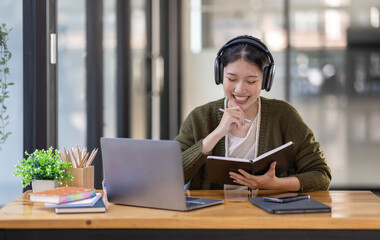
top-left (250, 197), bottom-right (331, 214)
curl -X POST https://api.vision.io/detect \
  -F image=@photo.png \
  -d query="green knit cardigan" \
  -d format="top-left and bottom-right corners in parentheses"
top-left (175, 97), bottom-right (331, 192)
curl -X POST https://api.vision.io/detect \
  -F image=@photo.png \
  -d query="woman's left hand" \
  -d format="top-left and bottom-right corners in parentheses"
top-left (229, 161), bottom-right (278, 189)
top-left (229, 161), bottom-right (301, 191)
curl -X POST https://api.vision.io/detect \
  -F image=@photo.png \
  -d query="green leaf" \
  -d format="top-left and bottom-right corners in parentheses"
top-left (8, 82), bottom-right (14, 86)
top-left (4, 68), bottom-right (9, 74)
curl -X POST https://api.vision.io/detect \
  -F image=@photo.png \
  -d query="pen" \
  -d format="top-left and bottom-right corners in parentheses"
top-left (218, 108), bottom-right (255, 124)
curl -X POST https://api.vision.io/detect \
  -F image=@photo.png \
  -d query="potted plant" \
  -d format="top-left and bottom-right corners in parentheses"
top-left (13, 147), bottom-right (73, 192)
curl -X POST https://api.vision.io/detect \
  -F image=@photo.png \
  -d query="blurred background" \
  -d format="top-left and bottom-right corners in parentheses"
top-left (0, 0), bottom-right (379, 206)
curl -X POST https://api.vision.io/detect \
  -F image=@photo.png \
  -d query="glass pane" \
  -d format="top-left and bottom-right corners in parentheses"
top-left (190, 0), bottom-right (286, 51)
top-left (103, 0), bottom-right (117, 138)
top-left (289, 0), bottom-right (380, 188)
top-left (0, 0), bottom-right (23, 206)
top-left (57, 0), bottom-right (87, 149)
top-left (130, 0), bottom-right (148, 139)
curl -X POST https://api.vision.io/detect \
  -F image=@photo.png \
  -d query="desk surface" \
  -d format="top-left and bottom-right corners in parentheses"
top-left (1, 190), bottom-right (380, 230)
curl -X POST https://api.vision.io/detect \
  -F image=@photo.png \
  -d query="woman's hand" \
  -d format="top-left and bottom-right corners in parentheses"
top-left (215, 106), bottom-right (246, 136)
top-left (229, 161), bottom-right (301, 191)
top-left (230, 161), bottom-right (277, 189)
top-left (201, 106), bottom-right (246, 155)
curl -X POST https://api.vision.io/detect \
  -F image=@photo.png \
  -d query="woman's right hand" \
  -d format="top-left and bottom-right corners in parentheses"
top-left (215, 106), bottom-right (246, 136)
top-left (202, 106), bottom-right (246, 154)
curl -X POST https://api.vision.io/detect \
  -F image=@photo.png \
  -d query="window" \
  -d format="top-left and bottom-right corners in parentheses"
top-left (0, 0), bottom-right (23, 206)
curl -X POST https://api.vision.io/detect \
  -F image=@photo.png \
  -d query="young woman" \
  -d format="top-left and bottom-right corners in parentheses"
top-left (175, 35), bottom-right (331, 192)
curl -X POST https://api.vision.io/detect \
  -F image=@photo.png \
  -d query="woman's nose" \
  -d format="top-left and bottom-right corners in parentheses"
top-left (234, 81), bottom-right (246, 93)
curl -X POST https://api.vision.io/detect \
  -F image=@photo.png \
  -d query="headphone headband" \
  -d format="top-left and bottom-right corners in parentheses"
top-left (214, 35), bottom-right (275, 91)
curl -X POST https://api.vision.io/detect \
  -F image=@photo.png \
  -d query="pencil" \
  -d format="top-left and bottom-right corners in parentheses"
top-left (71, 147), bottom-right (80, 168)
top-left (59, 150), bottom-right (66, 163)
top-left (65, 148), bottom-right (76, 168)
top-left (86, 148), bottom-right (98, 167)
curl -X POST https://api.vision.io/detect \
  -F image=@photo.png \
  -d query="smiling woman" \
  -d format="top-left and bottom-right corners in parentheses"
top-left (175, 35), bottom-right (331, 193)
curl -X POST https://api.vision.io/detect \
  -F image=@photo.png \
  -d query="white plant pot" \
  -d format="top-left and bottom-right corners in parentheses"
top-left (31, 180), bottom-right (59, 193)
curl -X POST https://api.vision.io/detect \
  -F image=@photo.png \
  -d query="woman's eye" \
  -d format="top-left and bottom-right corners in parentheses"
top-left (247, 80), bottom-right (257, 84)
top-left (227, 77), bottom-right (237, 82)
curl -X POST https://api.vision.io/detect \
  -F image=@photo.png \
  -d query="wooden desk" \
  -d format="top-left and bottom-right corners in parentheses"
top-left (1, 190), bottom-right (380, 240)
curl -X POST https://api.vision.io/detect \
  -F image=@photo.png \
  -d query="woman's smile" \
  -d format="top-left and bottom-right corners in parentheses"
top-left (233, 95), bottom-right (250, 104)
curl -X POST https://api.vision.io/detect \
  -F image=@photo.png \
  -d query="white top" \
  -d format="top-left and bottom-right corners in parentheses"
top-left (224, 97), bottom-right (261, 160)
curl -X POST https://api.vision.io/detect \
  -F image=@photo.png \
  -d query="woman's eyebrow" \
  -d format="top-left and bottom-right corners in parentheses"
top-left (226, 72), bottom-right (259, 78)
top-left (247, 74), bottom-right (259, 78)
top-left (225, 72), bottom-right (237, 76)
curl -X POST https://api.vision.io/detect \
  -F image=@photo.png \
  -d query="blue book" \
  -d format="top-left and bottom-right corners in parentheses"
top-left (55, 197), bottom-right (106, 214)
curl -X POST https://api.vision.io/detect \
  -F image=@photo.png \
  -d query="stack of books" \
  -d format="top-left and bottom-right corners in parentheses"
top-left (29, 186), bottom-right (106, 214)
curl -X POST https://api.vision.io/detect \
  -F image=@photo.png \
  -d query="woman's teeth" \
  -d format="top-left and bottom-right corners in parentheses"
top-left (235, 96), bottom-right (248, 101)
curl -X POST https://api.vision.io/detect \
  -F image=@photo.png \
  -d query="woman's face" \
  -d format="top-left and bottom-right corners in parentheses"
top-left (223, 59), bottom-right (263, 112)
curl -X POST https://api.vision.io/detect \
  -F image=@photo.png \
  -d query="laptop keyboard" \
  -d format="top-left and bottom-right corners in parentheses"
top-left (186, 196), bottom-right (201, 201)
top-left (186, 201), bottom-right (204, 208)
top-left (186, 196), bottom-right (207, 208)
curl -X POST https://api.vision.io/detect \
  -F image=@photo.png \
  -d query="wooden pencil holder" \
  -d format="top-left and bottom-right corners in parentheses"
top-left (67, 166), bottom-right (94, 189)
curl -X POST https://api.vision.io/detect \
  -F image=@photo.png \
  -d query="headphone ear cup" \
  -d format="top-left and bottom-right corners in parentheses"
top-left (214, 56), bottom-right (221, 85)
top-left (262, 64), bottom-right (275, 91)
top-left (262, 66), bottom-right (269, 90)
top-left (219, 62), bottom-right (224, 84)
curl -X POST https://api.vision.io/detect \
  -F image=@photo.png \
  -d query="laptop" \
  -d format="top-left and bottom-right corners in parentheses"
top-left (100, 137), bottom-right (224, 211)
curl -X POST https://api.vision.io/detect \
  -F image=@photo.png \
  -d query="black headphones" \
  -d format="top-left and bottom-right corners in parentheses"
top-left (214, 35), bottom-right (275, 92)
